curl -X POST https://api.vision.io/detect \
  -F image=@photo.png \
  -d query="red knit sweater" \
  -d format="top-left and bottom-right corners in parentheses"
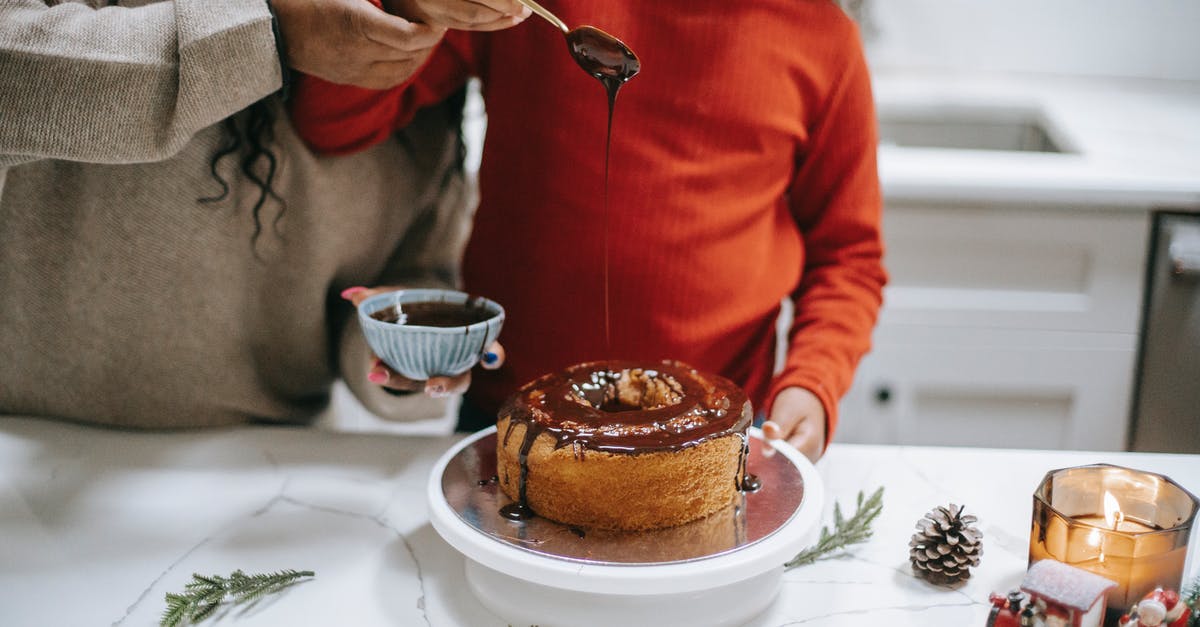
top-left (291, 0), bottom-right (886, 440)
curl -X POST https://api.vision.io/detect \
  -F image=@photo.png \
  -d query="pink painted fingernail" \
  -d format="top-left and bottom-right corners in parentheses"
top-left (340, 286), bottom-right (367, 300)
top-left (368, 370), bottom-right (388, 384)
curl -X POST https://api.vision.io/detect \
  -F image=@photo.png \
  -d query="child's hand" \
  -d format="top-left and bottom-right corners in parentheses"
top-left (341, 286), bottom-right (505, 397)
top-left (384, 0), bottom-right (531, 31)
top-left (761, 387), bottom-right (826, 462)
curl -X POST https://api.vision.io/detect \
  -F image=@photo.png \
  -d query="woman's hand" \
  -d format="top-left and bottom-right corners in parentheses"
top-left (272, 0), bottom-right (448, 89)
top-left (342, 286), bottom-right (505, 397)
top-left (383, 0), bottom-right (531, 31)
top-left (761, 387), bottom-right (827, 462)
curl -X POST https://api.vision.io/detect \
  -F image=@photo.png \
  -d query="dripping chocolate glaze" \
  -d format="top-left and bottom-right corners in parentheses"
top-left (499, 360), bottom-right (755, 523)
top-left (497, 33), bottom-right (751, 525)
top-left (566, 26), bottom-right (640, 109)
top-left (564, 27), bottom-right (639, 351)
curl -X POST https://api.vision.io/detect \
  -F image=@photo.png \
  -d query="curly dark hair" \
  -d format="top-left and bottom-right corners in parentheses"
top-left (199, 100), bottom-right (284, 256)
top-left (200, 87), bottom-right (468, 257)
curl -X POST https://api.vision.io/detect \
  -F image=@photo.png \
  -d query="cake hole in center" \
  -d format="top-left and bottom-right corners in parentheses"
top-left (570, 368), bottom-right (684, 413)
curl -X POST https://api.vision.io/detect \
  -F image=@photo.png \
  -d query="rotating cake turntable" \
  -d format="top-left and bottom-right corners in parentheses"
top-left (427, 427), bottom-right (824, 627)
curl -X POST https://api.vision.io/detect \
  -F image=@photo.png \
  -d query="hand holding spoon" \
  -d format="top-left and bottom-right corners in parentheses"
top-left (514, 0), bottom-right (641, 90)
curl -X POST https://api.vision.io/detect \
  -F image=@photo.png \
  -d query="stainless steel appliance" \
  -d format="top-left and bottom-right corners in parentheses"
top-left (1130, 211), bottom-right (1200, 453)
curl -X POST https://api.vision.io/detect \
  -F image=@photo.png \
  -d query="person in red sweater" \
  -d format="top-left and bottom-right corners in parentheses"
top-left (292, 0), bottom-right (886, 461)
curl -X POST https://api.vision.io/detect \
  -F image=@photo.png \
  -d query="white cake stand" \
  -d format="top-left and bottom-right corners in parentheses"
top-left (426, 427), bottom-right (824, 627)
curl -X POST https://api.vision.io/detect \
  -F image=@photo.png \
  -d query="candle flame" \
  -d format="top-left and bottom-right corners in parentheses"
top-left (1103, 491), bottom-right (1124, 530)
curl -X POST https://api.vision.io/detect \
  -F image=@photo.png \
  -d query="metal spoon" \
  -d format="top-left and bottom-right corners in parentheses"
top-left (515, 0), bottom-right (641, 85)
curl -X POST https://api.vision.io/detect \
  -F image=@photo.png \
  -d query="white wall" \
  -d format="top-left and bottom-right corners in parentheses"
top-left (855, 0), bottom-right (1200, 81)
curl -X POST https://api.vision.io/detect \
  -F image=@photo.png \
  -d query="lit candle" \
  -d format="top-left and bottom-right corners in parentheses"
top-left (1029, 464), bottom-right (1198, 613)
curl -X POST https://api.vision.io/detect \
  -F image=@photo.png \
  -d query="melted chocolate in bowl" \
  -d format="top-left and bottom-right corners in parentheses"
top-left (498, 360), bottom-right (758, 523)
top-left (369, 301), bottom-right (493, 327)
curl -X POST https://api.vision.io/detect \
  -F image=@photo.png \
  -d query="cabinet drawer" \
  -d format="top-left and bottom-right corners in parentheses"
top-left (837, 326), bottom-right (1137, 450)
top-left (881, 204), bottom-right (1149, 333)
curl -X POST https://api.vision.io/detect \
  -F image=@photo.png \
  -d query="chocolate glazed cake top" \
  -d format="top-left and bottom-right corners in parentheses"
top-left (500, 360), bottom-right (752, 454)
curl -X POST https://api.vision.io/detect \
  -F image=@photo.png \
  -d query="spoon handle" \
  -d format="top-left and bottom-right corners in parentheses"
top-left (515, 0), bottom-right (569, 33)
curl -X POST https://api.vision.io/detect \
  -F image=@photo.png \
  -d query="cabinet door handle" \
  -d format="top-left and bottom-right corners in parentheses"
top-left (1169, 229), bottom-right (1200, 277)
top-left (874, 385), bottom-right (893, 405)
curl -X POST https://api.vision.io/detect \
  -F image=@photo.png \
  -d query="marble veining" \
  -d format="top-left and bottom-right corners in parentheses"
top-left (1, 417), bottom-right (1197, 627)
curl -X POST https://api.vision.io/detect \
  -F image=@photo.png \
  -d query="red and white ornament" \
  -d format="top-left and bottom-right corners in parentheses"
top-left (1119, 588), bottom-right (1191, 627)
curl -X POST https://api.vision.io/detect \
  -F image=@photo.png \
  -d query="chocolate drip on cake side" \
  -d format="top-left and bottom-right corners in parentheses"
top-left (737, 433), bottom-right (762, 492)
top-left (498, 425), bottom-right (538, 522)
top-left (498, 360), bottom-right (754, 523)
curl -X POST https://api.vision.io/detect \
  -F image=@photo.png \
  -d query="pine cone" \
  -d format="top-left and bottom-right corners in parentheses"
top-left (909, 503), bottom-right (983, 584)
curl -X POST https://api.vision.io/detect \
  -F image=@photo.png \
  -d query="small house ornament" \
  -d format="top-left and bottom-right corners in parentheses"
top-left (1018, 560), bottom-right (1117, 627)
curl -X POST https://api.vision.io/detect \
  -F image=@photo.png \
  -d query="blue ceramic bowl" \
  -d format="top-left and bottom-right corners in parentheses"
top-left (357, 289), bottom-right (505, 381)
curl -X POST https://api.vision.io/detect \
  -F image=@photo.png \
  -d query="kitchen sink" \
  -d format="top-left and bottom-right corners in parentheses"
top-left (878, 105), bottom-right (1073, 153)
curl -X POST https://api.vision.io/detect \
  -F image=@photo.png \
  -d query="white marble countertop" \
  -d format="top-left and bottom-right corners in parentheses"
top-left (2, 416), bottom-right (1197, 626)
top-left (874, 71), bottom-right (1200, 208)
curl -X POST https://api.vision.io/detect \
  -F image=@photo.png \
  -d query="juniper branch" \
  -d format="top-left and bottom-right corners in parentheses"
top-left (784, 486), bottom-right (884, 570)
top-left (160, 569), bottom-right (314, 627)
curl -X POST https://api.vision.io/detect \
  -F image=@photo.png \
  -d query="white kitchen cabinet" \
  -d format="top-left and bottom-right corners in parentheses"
top-left (837, 203), bottom-right (1150, 450)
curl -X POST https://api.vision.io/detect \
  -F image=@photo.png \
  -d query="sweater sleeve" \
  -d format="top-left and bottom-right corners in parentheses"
top-left (0, 0), bottom-right (281, 167)
top-left (767, 30), bottom-right (887, 444)
top-left (290, 31), bottom-right (479, 155)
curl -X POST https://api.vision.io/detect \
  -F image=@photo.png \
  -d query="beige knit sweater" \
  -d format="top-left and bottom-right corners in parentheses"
top-left (0, 0), bottom-right (471, 427)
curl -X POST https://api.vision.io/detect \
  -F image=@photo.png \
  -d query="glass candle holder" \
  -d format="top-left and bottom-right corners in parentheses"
top-left (1029, 464), bottom-right (1198, 611)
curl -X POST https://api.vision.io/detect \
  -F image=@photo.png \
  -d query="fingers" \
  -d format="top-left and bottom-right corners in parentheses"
top-left (426, 372), bottom-right (471, 397)
top-left (788, 427), bottom-right (824, 464)
top-left (759, 419), bottom-right (782, 458)
top-left (272, 0), bottom-right (445, 88)
top-left (341, 286), bottom-right (371, 305)
top-left (465, 0), bottom-right (530, 20)
top-left (441, 13), bottom-right (525, 32)
top-left (480, 342), bottom-right (505, 370)
top-left (366, 358), bottom-right (473, 399)
top-left (390, 0), bottom-right (530, 31)
top-left (340, 285), bottom-right (403, 307)
top-left (367, 359), bottom-right (468, 399)
top-left (361, 13), bottom-right (447, 52)
top-left (367, 358), bottom-right (423, 392)
top-left (763, 418), bottom-right (821, 462)
top-left (765, 386), bottom-right (828, 462)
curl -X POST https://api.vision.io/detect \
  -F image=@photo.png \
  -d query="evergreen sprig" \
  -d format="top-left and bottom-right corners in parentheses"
top-left (160, 569), bottom-right (315, 627)
top-left (785, 486), bottom-right (884, 569)
top-left (1184, 572), bottom-right (1200, 627)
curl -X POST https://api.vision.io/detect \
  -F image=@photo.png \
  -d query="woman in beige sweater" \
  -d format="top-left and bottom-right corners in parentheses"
top-left (0, 0), bottom-right (522, 428)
